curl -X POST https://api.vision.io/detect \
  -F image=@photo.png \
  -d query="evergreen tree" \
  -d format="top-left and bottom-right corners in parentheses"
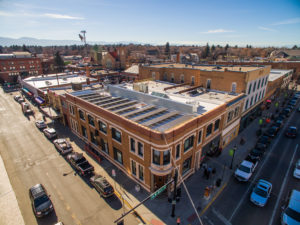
top-left (211, 45), bottom-right (215, 52)
top-left (54, 51), bottom-right (64, 72)
top-left (165, 42), bottom-right (170, 58)
top-left (225, 44), bottom-right (229, 51)
top-left (203, 43), bottom-right (210, 58)
top-left (292, 45), bottom-right (298, 50)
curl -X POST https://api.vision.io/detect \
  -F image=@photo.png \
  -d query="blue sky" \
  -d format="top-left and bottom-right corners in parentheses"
top-left (0, 0), bottom-right (299, 46)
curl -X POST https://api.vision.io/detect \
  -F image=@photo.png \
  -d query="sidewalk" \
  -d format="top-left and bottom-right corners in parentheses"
top-left (0, 155), bottom-right (25, 225)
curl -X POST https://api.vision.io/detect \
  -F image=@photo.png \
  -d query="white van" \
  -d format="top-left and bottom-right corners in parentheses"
top-left (281, 189), bottom-right (300, 225)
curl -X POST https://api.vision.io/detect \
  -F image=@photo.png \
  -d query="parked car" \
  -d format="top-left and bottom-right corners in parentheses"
top-left (255, 142), bottom-right (267, 151)
top-left (29, 184), bottom-right (54, 218)
top-left (250, 179), bottom-right (272, 207)
top-left (35, 120), bottom-right (47, 129)
top-left (234, 158), bottom-right (259, 182)
top-left (283, 108), bottom-right (292, 116)
top-left (248, 149), bottom-right (265, 161)
top-left (273, 120), bottom-right (283, 129)
top-left (53, 139), bottom-right (73, 155)
top-left (257, 135), bottom-right (271, 147)
top-left (90, 174), bottom-right (114, 197)
top-left (281, 189), bottom-right (300, 225)
top-left (21, 102), bottom-right (33, 114)
top-left (288, 100), bottom-right (297, 106)
top-left (293, 160), bottom-right (300, 179)
top-left (67, 152), bottom-right (94, 176)
top-left (14, 95), bottom-right (21, 102)
top-left (265, 126), bottom-right (279, 138)
top-left (43, 128), bottom-right (57, 139)
top-left (285, 126), bottom-right (298, 138)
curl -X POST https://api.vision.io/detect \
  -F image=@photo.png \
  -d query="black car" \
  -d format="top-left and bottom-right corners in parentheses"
top-left (283, 108), bottom-right (291, 116)
top-left (248, 149), bottom-right (264, 160)
top-left (273, 120), bottom-right (283, 129)
top-left (29, 184), bottom-right (54, 218)
top-left (257, 135), bottom-right (271, 147)
top-left (265, 126), bottom-right (279, 138)
top-left (255, 142), bottom-right (267, 151)
top-left (285, 126), bottom-right (298, 138)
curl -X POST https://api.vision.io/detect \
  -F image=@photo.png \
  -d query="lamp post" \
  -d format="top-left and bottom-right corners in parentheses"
top-left (230, 145), bottom-right (237, 169)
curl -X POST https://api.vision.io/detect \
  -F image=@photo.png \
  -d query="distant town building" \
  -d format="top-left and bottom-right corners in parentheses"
top-left (0, 52), bottom-right (42, 83)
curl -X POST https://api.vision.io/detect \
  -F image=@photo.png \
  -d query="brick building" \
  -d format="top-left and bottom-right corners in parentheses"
top-left (0, 52), bottom-right (42, 83)
top-left (62, 80), bottom-right (245, 192)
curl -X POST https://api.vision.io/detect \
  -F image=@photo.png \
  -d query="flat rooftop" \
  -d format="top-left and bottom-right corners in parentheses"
top-left (146, 63), bottom-right (264, 72)
top-left (23, 73), bottom-right (97, 89)
top-left (268, 69), bottom-right (293, 82)
top-left (70, 81), bottom-right (243, 132)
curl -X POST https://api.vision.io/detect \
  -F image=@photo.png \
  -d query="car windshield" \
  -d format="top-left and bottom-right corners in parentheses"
top-left (289, 128), bottom-right (297, 134)
top-left (254, 187), bottom-right (267, 197)
top-left (285, 207), bottom-right (300, 222)
top-left (104, 186), bottom-right (113, 193)
top-left (238, 165), bottom-right (250, 173)
top-left (34, 195), bottom-right (49, 207)
top-left (296, 164), bottom-right (300, 170)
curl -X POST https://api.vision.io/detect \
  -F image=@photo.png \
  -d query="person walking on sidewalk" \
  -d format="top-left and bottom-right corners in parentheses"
top-left (207, 167), bottom-right (212, 180)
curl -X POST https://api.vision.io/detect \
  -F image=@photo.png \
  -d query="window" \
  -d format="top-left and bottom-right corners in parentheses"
top-left (81, 125), bottom-right (87, 138)
top-left (90, 131), bottom-right (97, 145)
top-left (152, 72), bottom-right (156, 80)
top-left (234, 107), bottom-right (240, 117)
top-left (259, 91), bottom-right (262, 100)
top-left (98, 120), bottom-right (107, 134)
top-left (214, 119), bottom-right (220, 131)
top-left (171, 73), bottom-right (174, 83)
top-left (138, 165), bottom-right (144, 181)
top-left (112, 128), bottom-right (121, 142)
top-left (265, 77), bottom-right (268, 85)
top-left (184, 135), bottom-right (194, 152)
top-left (100, 138), bottom-right (109, 154)
top-left (113, 147), bottom-right (123, 165)
top-left (152, 149), bottom-right (160, 165)
top-left (206, 124), bottom-right (213, 137)
top-left (130, 138), bottom-right (136, 152)
top-left (261, 78), bottom-right (264, 87)
top-left (245, 99), bottom-right (249, 109)
top-left (248, 83), bottom-right (252, 94)
top-left (250, 96), bottom-right (253, 106)
top-left (255, 93), bottom-right (258, 102)
top-left (206, 79), bottom-right (211, 89)
top-left (163, 73), bottom-right (167, 81)
top-left (258, 79), bottom-right (261, 89)
top-left (191, 76), bottom-right (195, 86)
top-left (131, 160), bottom-right (136, 176)
top-left (88, 115), bottom-right (95, 126)
top-left (253, 81), bottom-right (256, 92)
top-left (182, 157), bottom-right (192, 175)
top-left (138, 142), bottom-right (144, 157)
top-left (198, 130), bottom-right (202, 144)
top-left (176, 145), bottom-right (181, 159)
top-left (231, 82), bottom-right (237, 92)
top-left (262, 90), bottom-right (265, 98)
top-left (163, 150), bottom-right (170, 165)
top-left (79, 109), bottom-right (85, 120)
top-left (69, 104), bottom-right (75, 115)
top-left (180, 74), bottom-right (184, 83)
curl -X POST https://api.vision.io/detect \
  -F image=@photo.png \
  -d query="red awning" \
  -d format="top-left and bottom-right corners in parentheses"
top-left (266, 100), bottom-right (271, 103)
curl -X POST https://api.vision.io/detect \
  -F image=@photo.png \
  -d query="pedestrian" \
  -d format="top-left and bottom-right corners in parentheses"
top-left (207, 167), bottom-right (212, 180)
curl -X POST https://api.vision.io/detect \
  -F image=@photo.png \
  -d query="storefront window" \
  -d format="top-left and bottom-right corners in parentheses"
top-left (152, 149), bottom-right (160, 165)
top-left (182, 157), bottom-right (192, 175)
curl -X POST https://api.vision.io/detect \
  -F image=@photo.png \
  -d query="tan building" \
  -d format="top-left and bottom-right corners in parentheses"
top-left (63, 81), bottom-right (245, 192)
top-left (139, 63), bottom-right (271, 132)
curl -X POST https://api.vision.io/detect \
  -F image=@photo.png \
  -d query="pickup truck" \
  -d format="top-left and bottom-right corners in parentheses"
top-left (21, 102), bottom-right (33, 115)
top-left (67, 152), bottom-right (94, 176)
top-left (234, 157), bottom-right (259, 182)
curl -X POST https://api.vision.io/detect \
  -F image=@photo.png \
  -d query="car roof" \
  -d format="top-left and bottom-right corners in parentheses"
top-left (94, 176), bottom-right (111, 188)
top-left (56, 138), bottom-right (66, 143)
top-left (241, 160), bottom-right (253, 167)
top-left (45, 128), bottom-right (56, 133)
top-left (30, 184), bottom-right (46, 198)
top-left (289, 190), bottom-right (300, 212)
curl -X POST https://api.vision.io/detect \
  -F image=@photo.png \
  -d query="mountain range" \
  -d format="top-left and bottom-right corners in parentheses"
top-left (0, 37), bottom-right (142, 47)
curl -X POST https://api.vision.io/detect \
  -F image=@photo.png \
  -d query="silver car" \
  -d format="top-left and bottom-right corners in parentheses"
top-left (53, 139), bottom-right (73, 155)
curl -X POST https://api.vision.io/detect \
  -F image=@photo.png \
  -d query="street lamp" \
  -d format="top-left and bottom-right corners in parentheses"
top-left (230, 144), bottom-right (237, 169)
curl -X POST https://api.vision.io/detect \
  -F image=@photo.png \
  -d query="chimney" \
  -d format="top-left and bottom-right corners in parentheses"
top-left (86, 78), bottom-right (90, 85)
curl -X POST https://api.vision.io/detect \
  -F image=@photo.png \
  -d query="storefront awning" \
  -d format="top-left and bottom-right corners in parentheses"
top-left (40, 106), bottom-right (62, 119)
top-left (22, 88), bottom-right (33, 97)
top-left (35, 97), bottom-right (45, 105)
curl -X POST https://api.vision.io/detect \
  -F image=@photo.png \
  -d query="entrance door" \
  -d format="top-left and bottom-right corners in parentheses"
top-left (154, 175), bottom-right (166, 191)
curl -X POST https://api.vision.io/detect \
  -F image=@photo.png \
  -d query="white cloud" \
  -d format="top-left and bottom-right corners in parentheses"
top-left (43, 13), bottom-right (84, 20)
top-left (258, 26), bottom-right (277, 32)
top-left (201, 29), bottom-right (234, 34)
top-left (272, 17), bottom-right (300, 25)
top-left (0, 11), bottom-right (14, 17)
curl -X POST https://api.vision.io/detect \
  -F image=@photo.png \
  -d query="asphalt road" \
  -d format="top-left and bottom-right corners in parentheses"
top-left (0, 89), bottom-right (139, 225)
top-left (202, 97), bottom-right (300, 225)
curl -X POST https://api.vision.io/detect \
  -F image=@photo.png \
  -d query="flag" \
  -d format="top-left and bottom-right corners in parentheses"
top-left (79, 34), bottom-right (83, 41)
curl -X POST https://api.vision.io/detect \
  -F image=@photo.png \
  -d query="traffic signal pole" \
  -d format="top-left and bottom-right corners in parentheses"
top-left (171, 170), bottom-right (178, 217)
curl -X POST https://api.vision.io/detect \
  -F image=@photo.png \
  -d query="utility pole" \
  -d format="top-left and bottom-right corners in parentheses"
top-left (230, 145), bottom-right (237, 169)
top-left (81, 30), bottom-right (87, 56)
top-left (171, 169), bottom-right (178, 217)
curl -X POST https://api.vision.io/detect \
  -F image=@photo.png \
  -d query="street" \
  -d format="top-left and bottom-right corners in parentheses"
top-left (0, 89), bottom-right (140, 225)
top-left (202, 94), bottom-right (300, 225)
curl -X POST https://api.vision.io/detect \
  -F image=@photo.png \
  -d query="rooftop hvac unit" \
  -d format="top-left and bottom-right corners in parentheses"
top-left (72, 82), bottom-right (82, 91)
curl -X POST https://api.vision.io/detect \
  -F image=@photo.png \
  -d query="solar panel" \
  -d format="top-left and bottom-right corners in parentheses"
top-left (122, 105), bottom-right (155, 117)
top-left (114, 105), bottom-right (138, 114)
top-left (142, 111), bottom-right (179, 126)
top-left (131, 107), bottom-right (167, 122)
top-left (107, 100), bottom-right (138, 111)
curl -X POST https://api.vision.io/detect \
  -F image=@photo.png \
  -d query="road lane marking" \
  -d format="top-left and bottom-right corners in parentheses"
top-left (199, 182), bottom-right (227, 217)
top-left (228, 108), bottom-right (297, 222)
top-left (268, 144), bottom-right (298, 225)
top-left (212, 207), bottom-right (232, 225)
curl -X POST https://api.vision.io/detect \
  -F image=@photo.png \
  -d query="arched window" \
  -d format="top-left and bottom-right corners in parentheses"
top-left (180, 74), bottom-right (184, 83)
top-left (231, 82), bottom-right (237, 92)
